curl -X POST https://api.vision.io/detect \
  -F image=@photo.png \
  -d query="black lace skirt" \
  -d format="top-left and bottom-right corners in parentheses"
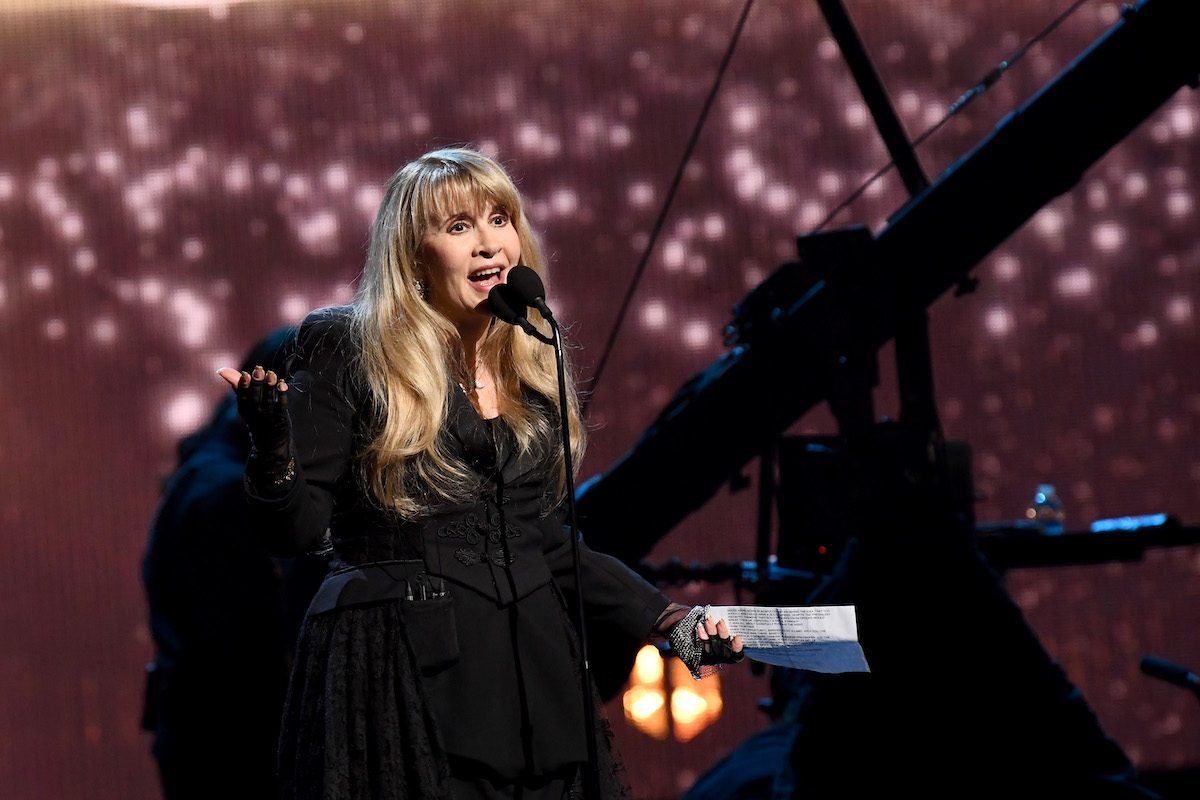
top-left (275, 593), bottom-right (632, 799)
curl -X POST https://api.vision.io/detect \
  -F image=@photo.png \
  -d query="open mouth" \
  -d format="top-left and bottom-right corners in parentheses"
top-left (469, 266), bottom-right (504, 289)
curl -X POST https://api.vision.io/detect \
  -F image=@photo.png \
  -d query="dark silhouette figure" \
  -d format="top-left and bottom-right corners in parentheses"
top-left (141, 327), bottom-right (328, 799)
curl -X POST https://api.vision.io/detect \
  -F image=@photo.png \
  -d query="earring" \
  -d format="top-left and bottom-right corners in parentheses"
top-left (414, 278), bottom-right (427, 299)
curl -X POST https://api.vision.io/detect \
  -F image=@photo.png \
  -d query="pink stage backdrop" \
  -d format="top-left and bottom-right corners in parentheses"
top-left (0, 1), bottom-right (1197, 797)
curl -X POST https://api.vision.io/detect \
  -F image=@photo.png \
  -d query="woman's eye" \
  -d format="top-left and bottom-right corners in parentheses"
top-left (491, 214), bottom-right (508, 226)
top-left (448, 221), bottom-right (467, 233)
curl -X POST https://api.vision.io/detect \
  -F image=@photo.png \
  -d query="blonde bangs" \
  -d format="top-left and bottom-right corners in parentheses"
top-left (409, 159), bottom-right (524, 242)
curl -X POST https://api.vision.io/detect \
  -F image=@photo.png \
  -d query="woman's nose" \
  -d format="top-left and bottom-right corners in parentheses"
top-left (474, 225), bottom-right (504, 258)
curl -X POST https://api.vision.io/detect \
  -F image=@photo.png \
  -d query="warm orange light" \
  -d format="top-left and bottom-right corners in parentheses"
top-left (622, 645), bottom-right (669, 740)
top-left (633, 643), bottom-right (664, 683)
top-left (666, 656), bottom-right (723, 742)
top-left (626, 686), bottom-right (665, 719)
top-left (670, 687), bottom-right (707, 723)
top-left (623, 644), bottom-right (726, 742)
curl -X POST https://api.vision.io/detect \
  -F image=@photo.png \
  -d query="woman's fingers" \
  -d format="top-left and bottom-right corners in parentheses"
top-left (217, 367), bottom-right (244, 389)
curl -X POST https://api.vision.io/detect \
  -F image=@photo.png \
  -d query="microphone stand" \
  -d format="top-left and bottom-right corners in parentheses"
top-left (548, 317), bottom-right (602, 800)
top-left (491, 281), bottom-right (600, 800)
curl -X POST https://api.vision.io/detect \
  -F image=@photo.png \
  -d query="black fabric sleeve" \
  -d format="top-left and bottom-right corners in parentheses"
top-left (246, 309), bottom-right (360, 556)
top-left (543, 517), bottom-right (672, 640)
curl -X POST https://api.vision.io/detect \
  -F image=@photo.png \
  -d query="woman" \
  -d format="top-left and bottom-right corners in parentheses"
top-left (220, 147), bottom-right (742, 799)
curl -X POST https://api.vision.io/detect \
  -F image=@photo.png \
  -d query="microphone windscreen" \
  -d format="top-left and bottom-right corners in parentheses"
top-left (488, 283), bottom-right (527, 325)
top-left (507, 265), bottom-right (546, 306)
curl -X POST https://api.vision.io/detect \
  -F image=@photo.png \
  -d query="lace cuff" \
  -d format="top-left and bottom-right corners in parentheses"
top-left (244, 446), bottom-right (296, 498)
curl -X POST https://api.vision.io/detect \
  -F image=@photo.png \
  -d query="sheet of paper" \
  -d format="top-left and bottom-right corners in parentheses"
top-left (706, 604), bottom-right (870, 674)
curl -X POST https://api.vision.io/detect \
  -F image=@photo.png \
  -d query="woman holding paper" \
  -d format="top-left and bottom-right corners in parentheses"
top-left (219, 147), bottom-right (743, 799)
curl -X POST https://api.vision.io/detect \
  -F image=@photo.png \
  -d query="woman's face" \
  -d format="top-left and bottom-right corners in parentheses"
top-left (420, 200), bottom-right (522, 334)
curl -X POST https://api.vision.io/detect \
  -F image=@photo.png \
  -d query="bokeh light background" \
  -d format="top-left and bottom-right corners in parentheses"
top-left (1, 0), bottom-right (1198, 797)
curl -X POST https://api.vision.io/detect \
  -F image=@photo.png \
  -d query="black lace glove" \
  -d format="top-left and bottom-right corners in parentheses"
top-left (666, 605), bottom-right (746, 681)
top-left (234, 366), bottom-right (296, 497)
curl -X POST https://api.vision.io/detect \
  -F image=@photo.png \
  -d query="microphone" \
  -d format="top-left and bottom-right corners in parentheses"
top-left (1140, 655), bottom-right (1200, 696)
top-left (506, 265), bottom-right (554, 320)
top-left (487, 282), bottom-right (541, 338)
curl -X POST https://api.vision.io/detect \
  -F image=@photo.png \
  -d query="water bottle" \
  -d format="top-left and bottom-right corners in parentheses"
top-left (1026, 484), bottom-right (1066, 534)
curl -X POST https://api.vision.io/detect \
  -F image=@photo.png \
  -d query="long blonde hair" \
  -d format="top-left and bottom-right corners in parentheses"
top-left (351, 147), bottom-right (586, 517)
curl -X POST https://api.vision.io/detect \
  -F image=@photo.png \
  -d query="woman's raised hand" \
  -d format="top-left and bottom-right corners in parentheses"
top-left (217, 366), bottom-right (295, 491)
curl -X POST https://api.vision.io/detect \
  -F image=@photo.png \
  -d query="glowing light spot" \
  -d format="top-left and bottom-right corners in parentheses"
top-left (843, 100), bottom-right (870, 129)
top-left (294, 209), bottom-right (340, 257)
top-left (1033, 207), bottom-right (1065, 238)
top-left (164, 390), bottom-right (209, 437)
top-left (681, 319), bottom-right (712, 350)
top-left (661, 240), bottom-right (686, 272)
top-left (797, 200), bottom-right (826, 230)
top-left (729, 103), bottom-right (760, 134)
top-left (1169, 104), bottom-right (1196, 136)
top-left (608, 124), bottom-right (632, 148)
top-left (992, 253), bottom-right (1021, 281)
top-left (763, 184), bottom-right (796, 215)
top-left (0, 173), bottom-right (14, 200)
top-left (28, 266), bottom-right (53, 292)
top-left (724, 147), bottom-right (755, 173)
top-left (223, 160), bottom-right (253, 194)
top-left (170, 288), bottom-right (215, 347)
top-left (702, 214), bottom-right (725, 240)
top-left (1122, 172), bottom-right (1148, 200)
top-left (59, 212), bottom-right (84, 241)
top-left (816, 171), bottom-right (844, 196)
top-left (137, 208), bottom-right (163, 232)
top-left (95, 150), bottom-right (122, 176)
top-left (285, 174), bottom-right (312, 199)
top-left (356, 184), bottom-right (384, 220)
top-left (90, 317), bottom-right (117, 345)
top-left (633, 645), bottom-right (664, 683)
top-left (1054, 266), bottom-right (1095, 298)
top-left (1085, 181), bottom-right (1108, 211)
top-left (670, 689), bottom-right (708, 724)
top-left (279, 294), bottom-right (310, 322)
top-left (734, 167), bottom-right (765, 199)
top-left (627, 182), bottom-right (655, 208)
top-left (549, 188), bottom-right (578, 216)
top-left (1166, 295), bottom-right (1192, 324)
top-left (343, 23), bottom-right (364, 43)
top-left (260, 163), bottom-right (282, 186)
top-left (126, 105), bottom-right (157, 148)
top-left (1123, 320), bottom-right (1159, 350)
top-left (44, 318), bottom-right (67, 340)
top-left (324, 163), bottom-right (350, 193)
top-left (1166, 191), bottom-right (1194, 218)
top-left (983, 305), bottom-right (1014, 338)
top-left (182, 238), bottom-right (205, 261)
top-left (410, 113), bottom-right (431, 135)
top-left (1091, 221), bottom-right (1125, 252)
top-left (640, 299), bottom-right (669, 330)
top-left (627, 687), bottom-right (664, 721)
top-left (140, 278), bottom-right (165, 304)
